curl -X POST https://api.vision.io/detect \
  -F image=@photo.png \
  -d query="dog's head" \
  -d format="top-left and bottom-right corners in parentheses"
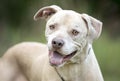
top-left (34, 5), bottom-right (102, 67)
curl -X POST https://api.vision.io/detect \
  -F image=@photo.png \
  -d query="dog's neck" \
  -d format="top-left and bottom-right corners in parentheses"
top-left (55, 43), bottom-right (97, 81)
top-left (78, 43), bottom-right (92, 63)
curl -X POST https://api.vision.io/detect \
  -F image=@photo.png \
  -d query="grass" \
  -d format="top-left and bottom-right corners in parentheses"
top-left (93, 32), bottom-right (120, 81)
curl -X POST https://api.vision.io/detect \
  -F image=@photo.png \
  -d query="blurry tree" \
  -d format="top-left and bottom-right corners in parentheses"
top-left (0, 0), bottom-right (39, 28)
top-left (0, 0), bottom-right (120, 38)
top-left (87, 0), bottom-right (120, 38)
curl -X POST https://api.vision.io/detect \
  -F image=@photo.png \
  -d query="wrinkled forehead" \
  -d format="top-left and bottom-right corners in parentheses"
top-left (47, 10), bottom-right (85, 26)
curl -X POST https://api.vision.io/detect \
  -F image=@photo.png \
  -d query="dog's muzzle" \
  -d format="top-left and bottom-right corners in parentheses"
top-left (48, 38), bottom-right (77, 66)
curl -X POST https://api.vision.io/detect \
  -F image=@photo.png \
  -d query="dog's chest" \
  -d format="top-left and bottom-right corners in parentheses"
top-left (57, 64), bottom-right (84, 81)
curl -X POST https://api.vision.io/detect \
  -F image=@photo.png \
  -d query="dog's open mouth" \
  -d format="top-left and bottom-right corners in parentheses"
top-left (49, 50), bottom-right (77, 66)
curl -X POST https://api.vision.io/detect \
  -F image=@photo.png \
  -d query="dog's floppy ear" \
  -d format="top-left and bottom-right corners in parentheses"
top-left (81, 14), bottom-right (102, 42)
top-left (34, 5), bottom-right (62, 21)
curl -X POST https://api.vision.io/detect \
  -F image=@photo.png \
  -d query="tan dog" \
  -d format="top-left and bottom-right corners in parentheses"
top-left (0, 5), bottom-right (104, 81)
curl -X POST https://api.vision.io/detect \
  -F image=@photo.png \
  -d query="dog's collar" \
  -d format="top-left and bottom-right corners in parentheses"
top-left (83, 45), bottom-right (92, 62)
top-left (54, 67), bottom-right (65, 81)
top-left (88, 47), bottom-right (91, 55)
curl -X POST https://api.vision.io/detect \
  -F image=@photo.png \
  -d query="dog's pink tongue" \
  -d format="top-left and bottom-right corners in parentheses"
top-left (49, 51), bottom-right (63, 66)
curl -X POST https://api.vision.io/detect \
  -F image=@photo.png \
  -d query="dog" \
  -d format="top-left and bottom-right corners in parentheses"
top-left (0, 5), bottom-right (104, 81)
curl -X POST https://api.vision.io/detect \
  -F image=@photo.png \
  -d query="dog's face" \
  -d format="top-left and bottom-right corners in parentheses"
top-left (34, 5), bottom-right (102, 67)
top-left (45, 11), bottom-right (88, 66)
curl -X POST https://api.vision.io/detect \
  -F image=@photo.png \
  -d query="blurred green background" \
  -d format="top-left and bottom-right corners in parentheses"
top-left (0, 0), bottom-right (120, 81)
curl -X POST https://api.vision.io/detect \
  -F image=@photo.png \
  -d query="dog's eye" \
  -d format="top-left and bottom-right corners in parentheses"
top-left (72, 29), bottom-right (79, 36)
top-left (49, 25), bottom-right (55, 30)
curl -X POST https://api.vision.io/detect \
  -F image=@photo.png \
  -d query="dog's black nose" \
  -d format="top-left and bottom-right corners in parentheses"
top-left (52, 38), bottom-right (64, 49)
